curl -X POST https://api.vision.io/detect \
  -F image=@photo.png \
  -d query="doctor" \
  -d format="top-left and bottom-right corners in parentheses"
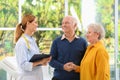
top-left (14, 14), bottom-right (51, 80)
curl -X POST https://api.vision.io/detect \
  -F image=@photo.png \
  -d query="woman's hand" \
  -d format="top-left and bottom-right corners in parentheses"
top-left (63, 62), bottom-right (79, 72)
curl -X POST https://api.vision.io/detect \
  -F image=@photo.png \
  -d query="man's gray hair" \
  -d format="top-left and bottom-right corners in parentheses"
top-left (65, 15), bottom-right (77, 26)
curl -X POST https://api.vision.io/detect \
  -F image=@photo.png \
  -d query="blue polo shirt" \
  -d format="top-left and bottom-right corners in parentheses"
top-left (49, 35), bottom-right (88, 80)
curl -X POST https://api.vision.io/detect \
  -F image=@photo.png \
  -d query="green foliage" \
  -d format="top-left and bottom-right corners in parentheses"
top-left (96, 0), bottom-right (120, 64)
top-left (118, 1), bottom-right (120, 51)
top-left (22, 0), bottom-right (64, 28)
top-left (0, 0), bottom-right (18, 27)
top-left (0, 0), bottom-right (119, 54)
top-left (0, 0), bottom-right (18, 46)
top-left (68, 0), bottom-right (82, 19)
top-left (96, 0), bottom-right (114, 38)
top-left (0, 0), bottom-right (83, 53)
top-left (21, 0), bottom-right (65, 52)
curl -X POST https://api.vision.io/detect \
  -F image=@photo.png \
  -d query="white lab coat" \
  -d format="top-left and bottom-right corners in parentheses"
top-left (17, 66), bottom-right (43, 80)
top-left (15, 34), bottom-right (43, 80)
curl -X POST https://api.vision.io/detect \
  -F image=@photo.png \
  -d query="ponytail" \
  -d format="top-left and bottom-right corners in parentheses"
top-left (14, 23), bottom-right (24, 43)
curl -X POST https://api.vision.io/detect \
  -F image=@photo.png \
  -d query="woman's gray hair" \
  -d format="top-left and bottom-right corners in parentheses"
top-left (88, 23), bottom-right (105, 40)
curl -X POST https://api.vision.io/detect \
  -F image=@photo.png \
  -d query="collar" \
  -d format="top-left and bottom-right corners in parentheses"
top-left (61, 34), bottom-right (79, 40)
top-left (88, 40), bottom-right (103, 49)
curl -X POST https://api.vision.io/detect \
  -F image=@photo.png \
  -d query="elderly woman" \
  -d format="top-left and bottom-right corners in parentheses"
top-left (72, 23), bottom-right (110, 80)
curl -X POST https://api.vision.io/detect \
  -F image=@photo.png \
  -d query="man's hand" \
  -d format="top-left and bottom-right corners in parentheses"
top-left (63, 62), bottom-right (74, 72)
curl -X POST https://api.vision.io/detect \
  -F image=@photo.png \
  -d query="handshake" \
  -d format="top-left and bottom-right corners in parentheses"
top-left (63, 62), bottom-right (78, 72)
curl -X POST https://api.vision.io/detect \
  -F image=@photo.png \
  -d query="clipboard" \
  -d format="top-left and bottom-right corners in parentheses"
top-left (29, 54), bottom-right (51, 62)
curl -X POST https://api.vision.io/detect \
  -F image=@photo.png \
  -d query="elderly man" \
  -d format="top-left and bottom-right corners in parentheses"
top-left (49, 15), bottom-right (88, 80)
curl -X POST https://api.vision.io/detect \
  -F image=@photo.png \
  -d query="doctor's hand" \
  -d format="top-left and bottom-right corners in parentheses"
top-left (33, 56), bottom-right (51, 67)
top-left (40, 56), bottom-right (52, 66)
